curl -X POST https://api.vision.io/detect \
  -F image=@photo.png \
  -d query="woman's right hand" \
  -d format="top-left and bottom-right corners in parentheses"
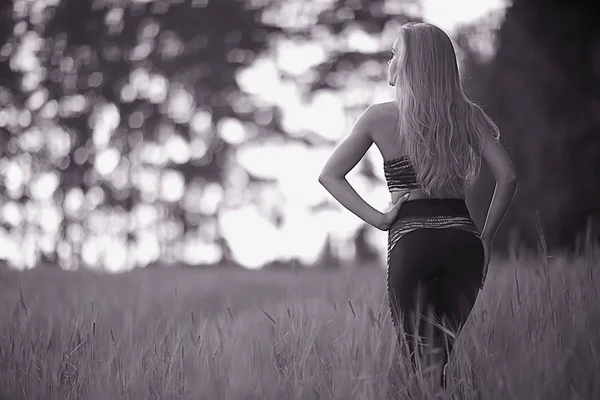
top-left (480, 239), bottom-right (491, 289)
top-left (378, 193), bottom-right (410, 231)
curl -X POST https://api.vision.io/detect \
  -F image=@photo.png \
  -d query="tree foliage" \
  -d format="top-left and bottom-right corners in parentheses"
top-left (475, 0), bottom-right (600, 252)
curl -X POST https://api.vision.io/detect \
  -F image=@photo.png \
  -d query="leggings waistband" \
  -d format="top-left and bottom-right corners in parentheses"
top-left (395, 198), bottom-right (472, 220)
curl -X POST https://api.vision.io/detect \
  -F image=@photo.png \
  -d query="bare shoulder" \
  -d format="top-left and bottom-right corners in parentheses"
top-left (362, 101), bottom-right (397, 136)
top-left (368, 100), bottom-right (396, 115)
top-left (360, 101), bottom-right (395, 124)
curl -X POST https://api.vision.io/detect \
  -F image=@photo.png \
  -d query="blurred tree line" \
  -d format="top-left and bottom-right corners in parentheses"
top-left (0, 0), bottom-right (598, 270)
top-left (1, 0), bottom-right (286, 269)
top-left (465, 0), bottom-right (600, 255)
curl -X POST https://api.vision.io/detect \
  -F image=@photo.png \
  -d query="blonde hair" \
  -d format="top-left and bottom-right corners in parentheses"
top-left (393, 22), bottom-right (500, 197)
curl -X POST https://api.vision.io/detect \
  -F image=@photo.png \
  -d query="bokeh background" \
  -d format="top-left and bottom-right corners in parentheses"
top-left (0, 0), bottom-right (598, 272)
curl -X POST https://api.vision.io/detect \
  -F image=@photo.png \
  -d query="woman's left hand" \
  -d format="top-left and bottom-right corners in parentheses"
top-left (378, 193), bottom-right (410, 231)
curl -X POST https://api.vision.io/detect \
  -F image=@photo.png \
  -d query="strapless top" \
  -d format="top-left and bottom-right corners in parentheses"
top-left (383, 156), bottom-right (420, 192)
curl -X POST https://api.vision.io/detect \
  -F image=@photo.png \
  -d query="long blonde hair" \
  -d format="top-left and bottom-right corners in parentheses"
top-left (393, 22), bottom-right (500, 196)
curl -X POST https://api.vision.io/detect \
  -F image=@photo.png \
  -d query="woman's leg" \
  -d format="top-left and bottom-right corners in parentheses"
top-left (387, 228), bottom-right (484, 388)
top-left (387, 229), bottom-right (446, 382)
top-left (435, 228), bottom-right (485, 387)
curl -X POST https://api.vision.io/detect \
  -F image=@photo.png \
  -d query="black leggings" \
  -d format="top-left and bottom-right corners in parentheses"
top-left (387, 227), bottom-right (484, 386)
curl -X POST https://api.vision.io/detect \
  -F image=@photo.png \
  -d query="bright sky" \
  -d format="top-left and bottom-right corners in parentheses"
top-left (421, 0), bottom-right (507, 34)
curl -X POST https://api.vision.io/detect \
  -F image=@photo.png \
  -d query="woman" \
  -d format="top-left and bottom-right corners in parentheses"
top-left (318, 22), bottom-right (517, 388)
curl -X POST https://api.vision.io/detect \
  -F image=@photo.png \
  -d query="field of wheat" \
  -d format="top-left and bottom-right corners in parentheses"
top-left (1, 246), bottom-right (599, 400)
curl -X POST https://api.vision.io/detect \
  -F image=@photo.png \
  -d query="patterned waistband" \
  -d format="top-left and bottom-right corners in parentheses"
top-left (394, 198), bottom-right (471, 219)
top-left (388, 215), bottom-right (480, 250)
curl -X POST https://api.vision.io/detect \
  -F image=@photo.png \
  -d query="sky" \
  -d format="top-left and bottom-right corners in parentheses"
top-left (420, 0), bottom-right (507, 35)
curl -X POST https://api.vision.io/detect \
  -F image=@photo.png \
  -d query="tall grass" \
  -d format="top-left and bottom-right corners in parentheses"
top-left (0, 240), bottom-right (599, 399)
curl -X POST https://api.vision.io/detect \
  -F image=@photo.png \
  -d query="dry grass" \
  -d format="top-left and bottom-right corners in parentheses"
top-left (0, 247), bottom-right (599, 400)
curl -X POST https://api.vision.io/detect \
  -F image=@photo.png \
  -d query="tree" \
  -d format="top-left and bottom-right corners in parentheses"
top-left (0, 0), bottom-right (283, 269)
top-left (480, 0), bottom-right (600, 252)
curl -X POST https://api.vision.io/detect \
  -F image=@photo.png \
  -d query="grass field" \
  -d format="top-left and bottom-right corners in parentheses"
top-left (1, 248), bottom-right (599, 400)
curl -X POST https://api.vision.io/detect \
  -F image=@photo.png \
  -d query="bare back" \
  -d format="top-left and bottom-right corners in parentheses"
top-left (370, 101), bottom-right (466, 203)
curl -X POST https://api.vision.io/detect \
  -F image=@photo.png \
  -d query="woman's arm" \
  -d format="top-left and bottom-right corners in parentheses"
top-left (318, 104), bottom-right (386, 230)
top-left (481, 179), bottom-right (518, 242)
top-left (475, 130), bottom-right (518, 242)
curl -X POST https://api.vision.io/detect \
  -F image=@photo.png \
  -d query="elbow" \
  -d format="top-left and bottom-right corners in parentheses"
top-left (318, 174), bottom-right (331, 185)
top-left (506, 173), bottom-right (518, 185)
top-left (499, 169), bottom-right (517, 184)
top-left (499, 174), bottom-right (518, 191)
top-left (510, 176), bottom-right (519, 193)
top-left (501, 175), bottom-right (517, 184)
top-left (318, 173), bottom-right (342, 186)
